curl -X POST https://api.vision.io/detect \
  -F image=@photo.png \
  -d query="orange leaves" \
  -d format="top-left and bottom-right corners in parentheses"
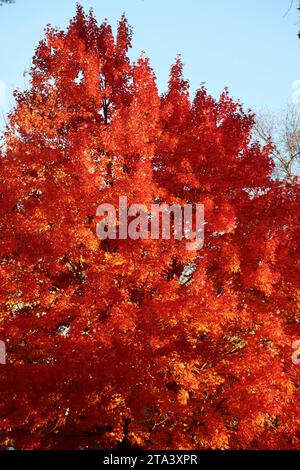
top-left (177, 389), bottom-right (189, 405)
top-left (254, 262), bottom-right (280, 296)
top-left (1, 5), bottom-right (300, 451)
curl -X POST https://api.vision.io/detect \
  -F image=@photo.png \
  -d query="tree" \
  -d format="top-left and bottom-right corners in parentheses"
top-left (0, 0), bottom-right (15, 6)
top-left (254, 105), bottom-right (300, 181)
top-left (1, 5), bottom-right (300, 450)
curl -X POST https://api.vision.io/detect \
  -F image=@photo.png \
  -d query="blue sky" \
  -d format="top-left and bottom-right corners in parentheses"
top-left (0, 0), bottom-right (299, 120)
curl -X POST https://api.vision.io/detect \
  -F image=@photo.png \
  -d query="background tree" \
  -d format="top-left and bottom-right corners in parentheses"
top-left (254, 104), bottom-right (300, 181)
top-left (0, 0), bottom-right (15, 7)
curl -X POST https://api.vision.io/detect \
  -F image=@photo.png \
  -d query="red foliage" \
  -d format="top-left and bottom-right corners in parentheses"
top-left (1, 5), bottom-right (300, 450)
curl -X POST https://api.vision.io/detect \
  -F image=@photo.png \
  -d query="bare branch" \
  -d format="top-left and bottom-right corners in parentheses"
top-left (253, 105), bottom-right (300, 181)
top-left (283, 0), bottom-right (294, 18)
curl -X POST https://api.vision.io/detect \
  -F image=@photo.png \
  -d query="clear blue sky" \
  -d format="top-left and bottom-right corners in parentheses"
top-left (0, 0), bottom-right (299, 120)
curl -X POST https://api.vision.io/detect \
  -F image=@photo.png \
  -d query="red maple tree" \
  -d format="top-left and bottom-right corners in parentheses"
top-left (1, 5), bottom-right (300, 450)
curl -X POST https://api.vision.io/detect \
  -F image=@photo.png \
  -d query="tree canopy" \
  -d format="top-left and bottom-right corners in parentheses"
top-left (1, 5), bottom-right (300, 450)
